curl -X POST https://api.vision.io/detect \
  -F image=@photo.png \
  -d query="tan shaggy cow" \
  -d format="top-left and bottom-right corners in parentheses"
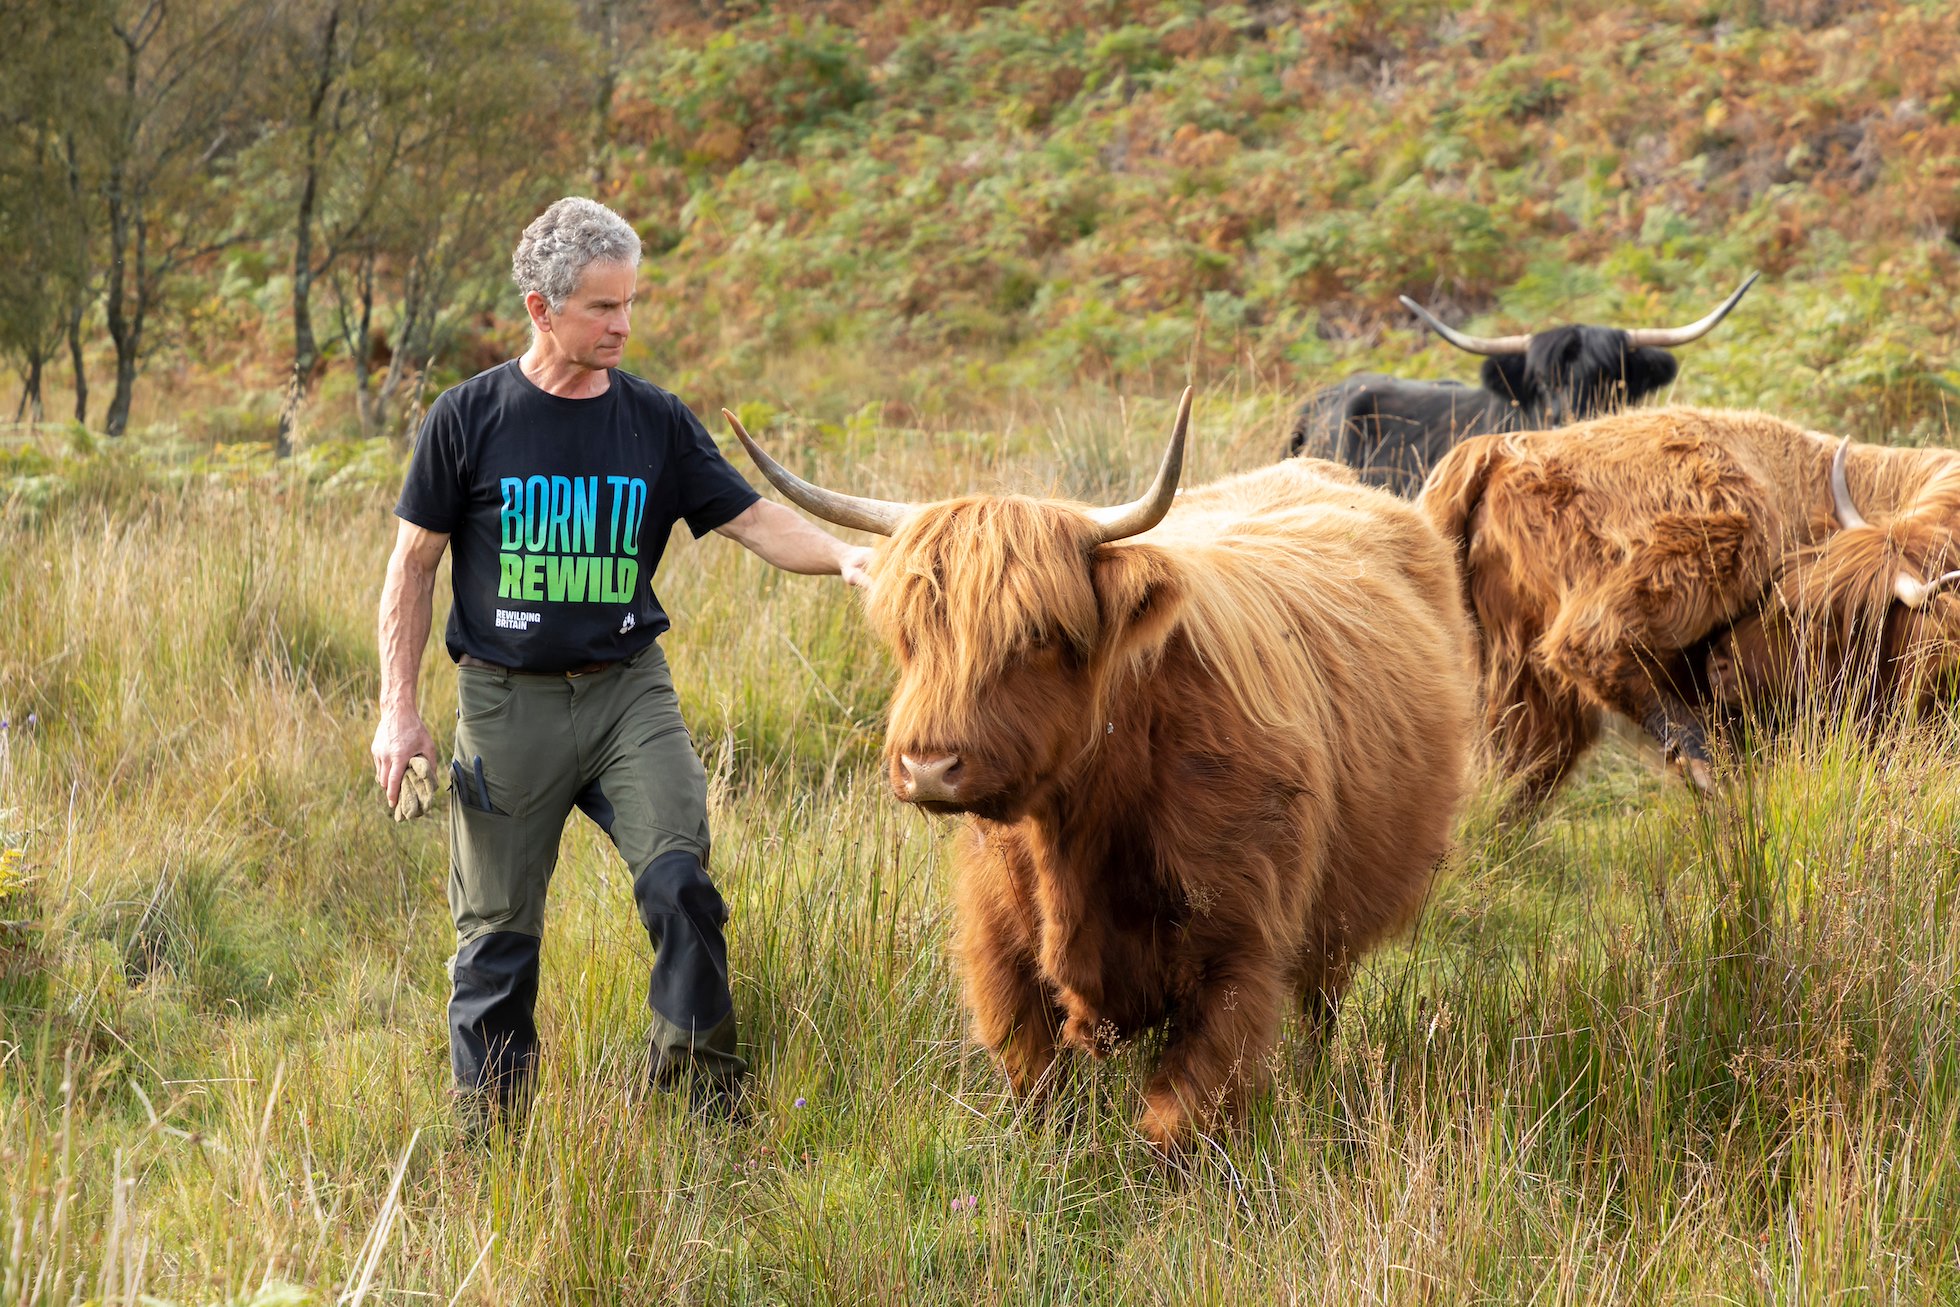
top-left (1703, 439), bottom-right (1960, 720)
top-left (1418, 405), bottom-right (1960, 802)
top-left (726, 392), bottom-right (1477, 1152)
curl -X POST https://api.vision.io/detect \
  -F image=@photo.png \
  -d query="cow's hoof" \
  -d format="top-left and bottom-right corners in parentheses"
top-left (1676, 754), bottom-right (1716, 794)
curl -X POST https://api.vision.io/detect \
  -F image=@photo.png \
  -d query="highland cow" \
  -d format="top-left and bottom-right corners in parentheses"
top-left (1287, 276), bottom-right (1758, 495)
top-left (1703, 439), bottom-right (1960, 721)
top-left (1418, 406), bottom-right (1960, 802)
top-left (727, 392), bottom-right (1477, 1151)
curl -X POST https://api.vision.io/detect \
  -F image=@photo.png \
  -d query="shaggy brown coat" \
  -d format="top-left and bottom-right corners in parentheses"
top-left (863, 459), bottom-right (1477, 1151)
top-left (1418, 406), bottom-right (1960, 799)
top-left (1705, 481), bottom-right (1960, 718)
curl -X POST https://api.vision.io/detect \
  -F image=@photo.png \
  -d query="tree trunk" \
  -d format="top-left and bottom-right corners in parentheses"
top-left (589, 0), bottom-right (620, 190)
top-left (279, 190), bottom-right (318, 456)
top-left (373, 346), bottom-right (407, 442)
top-left (103, 200), bottom-right (147, 438)
top-left (343, 254), bottom-right (377, 438)
top-left (67, 299), bottom-right (88, 425)
top-left (276, 2), bottom-right (341, 459)
top-left (16, 355), bottom-right (45, 423)
top-left (103, 197), bottom-right (133, 436)
top-left (106, 342), bottom-right (140, 438)
top-left (280, 261), bottom-right (316, 455)
top-left (353, 361), bottom-right (373, 437)
top-left (103, 31), bottom-right (140, 439)
top-left (405, 359), bottom-right (435, 443)
top-left (62, 132), bottom-right (89, 426)
top-left (374, 260), bottom-right (434, 443)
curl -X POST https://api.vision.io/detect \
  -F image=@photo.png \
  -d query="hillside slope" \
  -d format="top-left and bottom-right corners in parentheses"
top-left (607, 0), bottom-right (1958, 435)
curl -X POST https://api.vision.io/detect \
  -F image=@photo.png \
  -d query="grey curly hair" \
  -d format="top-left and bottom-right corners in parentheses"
top-left (511, 197), bottom-right (642, 312)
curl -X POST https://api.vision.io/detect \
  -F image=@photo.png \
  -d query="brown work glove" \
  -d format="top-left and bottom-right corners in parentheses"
top-left (393, 755), bottom-right (440, 822)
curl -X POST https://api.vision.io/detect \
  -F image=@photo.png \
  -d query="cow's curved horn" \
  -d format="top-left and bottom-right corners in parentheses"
top-left (1398, 296), bottom-right (1531, 356)
top-left (1830, 435), bottom-right (1870, 531)
top-left (1622, 272), bottom-right (1761, 349)
top-left (1895, 569), bottom-right (1960, 609)
top-left (1085, 387), bottom-right (1191, 544)
top-left (722, 409), bottom-right (909, 536)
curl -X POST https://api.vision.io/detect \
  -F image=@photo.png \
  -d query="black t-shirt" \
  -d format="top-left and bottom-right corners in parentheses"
top-left (395, 361), bottom-right (760, 671)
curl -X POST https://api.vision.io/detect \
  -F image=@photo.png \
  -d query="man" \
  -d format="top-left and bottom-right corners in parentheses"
top-left (370, 196), bottom-right (871, 1131)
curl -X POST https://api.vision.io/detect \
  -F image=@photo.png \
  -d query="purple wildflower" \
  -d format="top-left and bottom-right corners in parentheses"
top-left (793, 1097), bottom-right (807, 1109)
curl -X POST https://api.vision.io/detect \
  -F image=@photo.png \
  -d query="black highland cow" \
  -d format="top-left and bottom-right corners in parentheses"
top-left (1286, 274), bottom-right (1759, 496)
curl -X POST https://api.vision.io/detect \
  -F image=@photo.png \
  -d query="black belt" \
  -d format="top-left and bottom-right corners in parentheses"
top-left (458, 653), bottom-right (622, 677)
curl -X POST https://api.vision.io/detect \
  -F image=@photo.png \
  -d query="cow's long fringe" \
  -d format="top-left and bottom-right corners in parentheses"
top-left (868, 460), bottom-right (1468, 743)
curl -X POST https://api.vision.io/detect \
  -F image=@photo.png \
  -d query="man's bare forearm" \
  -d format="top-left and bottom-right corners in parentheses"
top-left (715, 499), bottom-right (857, 574)
top-left (378, 551), bottom-right (438, 715)
top-left (371, 522), bottom-right (447, 803)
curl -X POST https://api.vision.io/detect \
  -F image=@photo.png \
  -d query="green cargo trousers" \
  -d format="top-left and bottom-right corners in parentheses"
top-left (446, 641), bottom-right (744, 1110)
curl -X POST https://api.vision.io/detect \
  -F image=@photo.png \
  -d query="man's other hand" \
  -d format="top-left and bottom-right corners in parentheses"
top-left (839, 545), bottom-right (875, 590)
top-left (373, 708), bottom-right (440, 808)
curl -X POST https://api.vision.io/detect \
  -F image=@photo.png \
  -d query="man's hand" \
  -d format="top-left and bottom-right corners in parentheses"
top-left (839, 545), bottom-right (875, 589)
top-left (373, 706), bottom-right (439, 809)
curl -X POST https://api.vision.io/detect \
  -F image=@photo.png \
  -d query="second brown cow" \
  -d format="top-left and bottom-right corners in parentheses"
top-left (1419, 405), bottom-right (1960, 802)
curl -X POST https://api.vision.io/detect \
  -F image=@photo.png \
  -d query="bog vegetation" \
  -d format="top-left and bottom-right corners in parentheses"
top-left (4, 0), bottom-right (1960, 1302)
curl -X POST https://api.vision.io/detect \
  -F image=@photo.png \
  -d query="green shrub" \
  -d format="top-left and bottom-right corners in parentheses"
top-left (646, 16), bottom-right (873, 169)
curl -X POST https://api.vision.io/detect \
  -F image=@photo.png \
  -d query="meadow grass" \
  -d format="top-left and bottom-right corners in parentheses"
top-left (4, 393), bottom-right (1960, 1304)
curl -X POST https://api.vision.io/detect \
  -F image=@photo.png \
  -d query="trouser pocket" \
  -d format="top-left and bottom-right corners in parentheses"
top-left (450, 755), bottom-right (508, 813)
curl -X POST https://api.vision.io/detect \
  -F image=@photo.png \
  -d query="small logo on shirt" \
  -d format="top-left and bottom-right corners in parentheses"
top-left (496, 609), bottom-right (543, 631)
top-left (618, 612), bottom-right (636, 635)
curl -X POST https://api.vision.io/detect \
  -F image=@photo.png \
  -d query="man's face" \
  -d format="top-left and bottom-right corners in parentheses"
top-left (533, 259), bottom-right (636, 370)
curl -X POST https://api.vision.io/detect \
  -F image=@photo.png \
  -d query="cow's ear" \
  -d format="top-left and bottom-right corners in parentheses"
top-left (1091, 542), bottom-right (1186, 662)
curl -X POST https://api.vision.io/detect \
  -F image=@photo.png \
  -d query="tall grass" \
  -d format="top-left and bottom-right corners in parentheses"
top-left (4, 394), bottom-right (1960, 1303)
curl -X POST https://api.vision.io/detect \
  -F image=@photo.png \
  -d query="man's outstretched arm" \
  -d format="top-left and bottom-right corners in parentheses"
top-left (372, 519), bottom-right (450, 806)
top-left (714, 500), bottom-right (874, 588)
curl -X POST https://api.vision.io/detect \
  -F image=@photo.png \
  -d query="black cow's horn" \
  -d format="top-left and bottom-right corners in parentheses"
top-left (1622, 273), bottom-right (1760, 349)
top-left (723, 409), bottom-right (910, 536)
top-left (1830, 435), bottom-right (1870, 532)
top-left (1085, 386), bottom-right (1191, 544)
top-left (1398, 297), bottom-right (1531, 356)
